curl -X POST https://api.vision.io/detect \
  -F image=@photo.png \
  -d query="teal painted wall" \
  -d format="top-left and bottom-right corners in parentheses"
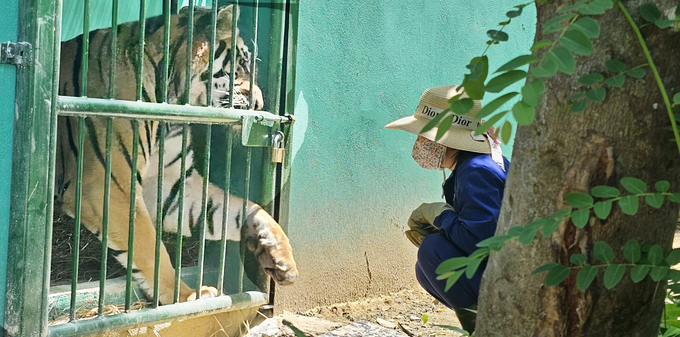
top-left (0, 0), bottom-right (18, 326)
top-left (277, 0), bottom-right (536, 310)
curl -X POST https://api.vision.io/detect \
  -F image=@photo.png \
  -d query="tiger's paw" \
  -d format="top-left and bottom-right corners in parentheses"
top-left (185, 286), bottom-right (220, 302)
top-left (246, 206), bottom-right (298, 285)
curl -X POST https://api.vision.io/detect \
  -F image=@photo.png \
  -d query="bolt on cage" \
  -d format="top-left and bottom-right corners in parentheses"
top-left (5, 0), bottom-right (299, 336)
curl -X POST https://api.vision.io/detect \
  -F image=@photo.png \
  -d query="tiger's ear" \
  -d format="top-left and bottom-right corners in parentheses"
top-left (216, 4), bottom-right (238, 39)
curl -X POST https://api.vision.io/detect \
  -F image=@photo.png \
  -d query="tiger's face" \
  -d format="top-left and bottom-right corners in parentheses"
top-left (183, 5), bottom-right (264, 110)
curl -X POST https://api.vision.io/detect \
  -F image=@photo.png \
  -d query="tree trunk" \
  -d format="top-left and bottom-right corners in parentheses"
top-left (476, 1), bottom-right (680, 336)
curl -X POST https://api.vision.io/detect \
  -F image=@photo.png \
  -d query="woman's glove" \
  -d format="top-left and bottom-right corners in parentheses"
top-left (405, 202), bottom-right (453, 247)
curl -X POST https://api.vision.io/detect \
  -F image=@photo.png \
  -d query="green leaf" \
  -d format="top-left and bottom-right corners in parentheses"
top-left (435, 114), bottom-right (454, 141)
top-left (655, 180), bottom-right (670, 192)
top-left (605, 74), bottom-right (626, 88)
top-left (462, 56), bottom-right (488, 100)
top-left (547, 46), bottom-right (576, 75)
top-left (465, 258), bottom-right (484, 279)
top-left (469, 247), bottom-right (490, 259)
top-left (640, 3), bottom-right (661, 22)
top-left (559, 30), bottom-right (593, 56)
top-left (485, 70), bottom-right (528, 93)
top-left (666, 249), bottom-right (680, 265)
top-left (451, 98), bottom-right (475, 115)
top-left (530, 39), bottom-right (552, 51)
top-left (626, 67), bottom-right (646, 79)
top-left (532, 262), bottom-right (559, 275)
top-left (501, 121), bottom-right (512, 144)
top-left (519, 227), bottom-right (538, 245)
top-left (673, 93), bottom-right (680, 105)
top-left (551, 208), bottom-right (573, 219)
top-left (650, 266), bottom-right (668, 281)
top-left (435, 325), bottom-right (469, 334)
top-left (436, 257), bottom-right (469, 274)
top-left (654, 19), bottom-right (674, 29)
top-left (648, 244), bottom-right (664, 265)
top-left (621, 177), bottom-right (647, 193)
top-left (558, 0), bottom-right (588, 13)
top-left (571, 17), bottom-right (600, 38)
top-left (572, 100), bottom-right (588, 113)
top-left (669, 193), bottom-right (680, 203)
top-left (476, 234), bottom-right (512, 251)
top-left (512, 101), bottom-right (535, 126)
top-left (645, 193), bottom-right (664, 209)
top-left (593, 0), bottom-right (614, 9)
top-left (571, 209), bottom-right (590, 228)
top-left (570, 253), bottom-right (587, 265)
top-left (474, 111), bottom-right (507, 135)
top-left (593, 200), bottom-right (613, 220)
top-left (542, 219), bottom-right (562, 237)
top-left (487, 30), bottom-right (509, 42)
top-left (565, 192), bottom-right (594, 207)
top-left (545, 264), bottom-right (571, 286)
top-left (603, 264), bottom-right (626, 289)
top-left (498, 19), bottom-right (512, 26)
top-left (476, 92), bottom-right (518, 119)
top-left (586, 87), bottom-right (606, 102)
top-left (444, 270), bottom-right (465, 292)
top-left (468, 59), bottom-right (486, 81)
top-left (591, 185), bottom-right (620, 198)
top-left (579, 73), bottom-right (604, 85)
top-left (618, 195), bottom-right (639, 215)
top-left (507, 226), bottom-right (525, 237)
top-left (496, 55), bottom-right (538, 73)
top-left (579, 2), bottom-right (606, 15)
top-left (594, 241), bottom-right (615, 264)
top-left (531, 59), bottom-right (558, 78)
top-left (630, 264), bottom-right (650, 283)
top-left (542, 13), bottom-right (577, 34)
top-left (421, 314), bottom-right (429, 324)
top-left (522, 79), bottom-right (545, 107)
top-left (576, 266), bottom-right (599, 291)
top-left (677, 4), bottom-right (680, 17)
top-left (606, 59), bottom-right (627, 73)
top-left (420, 109), bottom-right (449, 134)
top-left (623, 240), bottom-right (641, 263)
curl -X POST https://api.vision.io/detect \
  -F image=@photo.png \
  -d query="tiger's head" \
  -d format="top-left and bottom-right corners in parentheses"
top-left (168, 5), bottom-right (264, 110)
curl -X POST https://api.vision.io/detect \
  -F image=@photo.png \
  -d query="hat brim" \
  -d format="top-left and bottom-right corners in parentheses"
top-left (385, 116), bottom-right (491, 154)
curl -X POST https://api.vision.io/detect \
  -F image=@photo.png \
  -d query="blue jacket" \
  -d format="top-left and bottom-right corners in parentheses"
top-left (433, 151), bottom-right (509, 255)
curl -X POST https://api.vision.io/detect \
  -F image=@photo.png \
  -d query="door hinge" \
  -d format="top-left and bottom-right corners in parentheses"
top-left (1, 42), bottom-right (32, 66)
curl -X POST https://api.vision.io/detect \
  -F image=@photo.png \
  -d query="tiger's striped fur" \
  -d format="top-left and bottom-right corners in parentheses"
top-left (55, 5), bottom-right (297, 305)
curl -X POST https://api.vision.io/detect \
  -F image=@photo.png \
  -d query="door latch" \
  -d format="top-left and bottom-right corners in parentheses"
top-left (0, 42), bottom-right (32, 66)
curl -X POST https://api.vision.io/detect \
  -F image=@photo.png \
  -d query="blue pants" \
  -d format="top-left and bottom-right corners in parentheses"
top-left (415, 233), bottom-right (485, 310)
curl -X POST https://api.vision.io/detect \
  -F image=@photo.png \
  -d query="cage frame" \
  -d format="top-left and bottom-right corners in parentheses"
top-left (4, 0), bottom-right (299, 335)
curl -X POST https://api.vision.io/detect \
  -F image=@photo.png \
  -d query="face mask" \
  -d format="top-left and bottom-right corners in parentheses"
top-left (411, 136), bottom-right (446, 170)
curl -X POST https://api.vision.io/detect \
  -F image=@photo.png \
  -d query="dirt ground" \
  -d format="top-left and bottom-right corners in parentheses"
top-left (293, 288), bottom-right (464, 337)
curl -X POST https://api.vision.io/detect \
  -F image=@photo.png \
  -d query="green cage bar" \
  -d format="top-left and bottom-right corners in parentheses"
top-left (125, 120), bottom-right (140, 311)
top-left (68, 117), bottom-right (86, 322)
top-left (80, 0), bottom-right (89, 96)
top-left (248, 0), bottom-right (259, 109)
top-left (228, 1), bottom-right (238, 108)
top-left (153, 123), bottom-right (166, 307)
top-left (108, 0), bottom-right (118, 99)
top-left (173, 123), bottom-right (190, 303)
top-left (97, 118), bottom-right (113, 317)
top-left (217, 126), bottom-right (233, 294)
top-left (57, 96), bottom-right (290, 124)
top-left (196, 124), bottom-right (212, 300)
top-left (239, 146), bottom-right (252, 293)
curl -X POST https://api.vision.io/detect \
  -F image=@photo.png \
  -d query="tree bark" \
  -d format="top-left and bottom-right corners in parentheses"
top-left (476, 1), bottom-right (680, 336)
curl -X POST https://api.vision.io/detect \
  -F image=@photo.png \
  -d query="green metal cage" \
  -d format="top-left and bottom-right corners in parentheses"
top-left (4, 0), bottom-right (299, 335)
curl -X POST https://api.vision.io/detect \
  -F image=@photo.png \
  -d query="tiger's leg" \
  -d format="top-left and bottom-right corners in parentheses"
top-left (155, 165), bottom-right (298, 286)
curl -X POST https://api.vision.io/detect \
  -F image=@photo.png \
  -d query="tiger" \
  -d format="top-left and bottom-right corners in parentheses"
top-left (55, 4), bottom-right (298, 305)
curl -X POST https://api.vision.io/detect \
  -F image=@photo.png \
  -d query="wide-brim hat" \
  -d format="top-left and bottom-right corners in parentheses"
top-left (385, 85), bottom-right (490, 154)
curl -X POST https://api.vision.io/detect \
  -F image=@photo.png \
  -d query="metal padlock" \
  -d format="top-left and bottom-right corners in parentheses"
top-left (271, 132), bottom-right (285, 164)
